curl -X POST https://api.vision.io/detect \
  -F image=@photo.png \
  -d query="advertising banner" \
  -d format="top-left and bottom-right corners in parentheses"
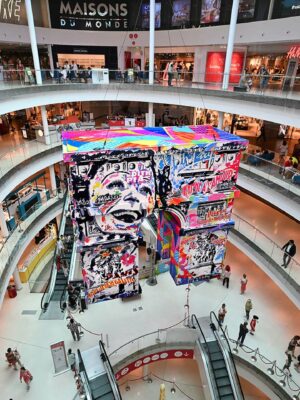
top-left (205, 52), bottom-right (244, 83)
top-left (200, 0), bottom-right (222, 24)
top-left (172, 0), bottom-right (191, 27)
top-left (141, 2), bottom-right (161, 29)
top-left (238, 0), bottom-right (256, 19)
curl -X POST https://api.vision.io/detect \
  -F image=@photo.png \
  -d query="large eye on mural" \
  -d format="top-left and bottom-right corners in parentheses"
top-left (107, 180), bottom-right (126, 191)
top-left (128, 163), bottom-right (136, 170)
top-left (227, 154), bottom-right (235, 162)
top-left (214, 154), bottom-right (222, 163)
top-left (113, 164), bottom-right (121, 171)
top-left (139, 185), bottom-right (152, 196)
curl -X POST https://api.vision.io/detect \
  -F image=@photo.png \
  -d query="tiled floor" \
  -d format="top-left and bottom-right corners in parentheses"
top-left (0, 241), bottom-right (299, 400)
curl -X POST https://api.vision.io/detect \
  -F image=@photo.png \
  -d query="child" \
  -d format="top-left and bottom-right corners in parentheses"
top-left (250, 315), bottom-right (259, 335)
top-left (20, 366), bottom-right (33, 390)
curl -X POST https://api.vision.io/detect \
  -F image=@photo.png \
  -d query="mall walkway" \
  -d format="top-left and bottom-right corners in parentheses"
top-left (0, 241), bottom-right (299, 400)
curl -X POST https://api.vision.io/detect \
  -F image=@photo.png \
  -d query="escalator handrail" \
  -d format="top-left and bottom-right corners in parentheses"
top-left (77, 349), bottom-right (93, 400)
top-left (191, 314), bottom-right (222, 399)
top-left (40, 191), bottom-right (68, 311)
top-left (99, 340), bottom-right (122, 400)
top-left (210, 311), bottom-right (245, 400)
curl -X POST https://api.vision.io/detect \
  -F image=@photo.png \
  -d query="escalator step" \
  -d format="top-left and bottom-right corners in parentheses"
top-left (92, 383), bottom-right (112, 397)
top-left (210, 352), bottom-right (223, 361)
top-left (214, 369), bottom-right (228, 379)
top-left (207, 341), bottom-right (220, 352)
top-left (216, 377), bottom-right (231, 387)
top-left (220, 394), bottom-right (235, 400)
top-left (212, 360), bottom-right (226, 369)
top-left (219, 385), bottom-right (234, 396)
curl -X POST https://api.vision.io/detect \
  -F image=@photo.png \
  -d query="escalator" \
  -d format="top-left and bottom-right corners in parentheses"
top-left (77, 341), bottom-right (122, 400)
top-left (192, 313), bottom-right (244, 400)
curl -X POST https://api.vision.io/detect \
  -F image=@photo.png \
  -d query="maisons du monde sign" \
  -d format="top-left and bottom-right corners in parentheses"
top-left (50, 0), bottom-right (132, 30)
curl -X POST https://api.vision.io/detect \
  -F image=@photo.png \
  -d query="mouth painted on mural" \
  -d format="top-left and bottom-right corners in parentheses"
top-left (111, 209), bottom-right (145, 224)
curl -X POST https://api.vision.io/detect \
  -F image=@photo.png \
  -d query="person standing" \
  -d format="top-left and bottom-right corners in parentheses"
top-left (218, 304), bottom-right (227, 327)
top-left (245, 299), bottom-right (253, 320)
top-left (281, 240), bottom-right (296, 268)
top-left (237, 322), bottom-right (249, 346)
top-left (249, 315), bottom-right (259, 335)
top-left (222, 265), bottom-right (231, 289)
top-left (168, 62), bottom-right (174, 87)
top-left (286, 336), bottom-right (300, 358)
top-left (240, 274), bottom-right (248, 294)
top-left (67, 318), bottom-right (81, 341)
top-left (67, 349), bottom-right (77, 375)
top-left (283, 354), bottom-right (292, 377)
top-left (5, 348), bottom-right (18, 370)
top-left (292, 138), bottom-right (300, 163)
top-left (20, 366), bottom-right (33, 391)
top-left (259, 65), bottom-right (270, 93)
top-left (279, 140), bottom-right (288, 166)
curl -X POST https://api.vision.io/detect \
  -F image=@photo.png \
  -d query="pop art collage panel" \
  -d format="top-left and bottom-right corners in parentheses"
top-left (82, 241), bottom-right (140, 303)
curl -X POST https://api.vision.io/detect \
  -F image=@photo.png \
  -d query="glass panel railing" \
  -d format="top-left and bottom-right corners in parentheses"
top-left (241, 153), bottom-right (300, 196)
top-left (232, 213), bottom-right (300, 287)
top-left (99, 340), bottom-right (122, 400)
top-left (0, 69), bottom-right (299, 100)
top-left (0, 130), bottom-right (62, 179)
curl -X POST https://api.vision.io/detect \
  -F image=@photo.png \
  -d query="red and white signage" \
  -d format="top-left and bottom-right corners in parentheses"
top-left (115, 349), bottom-right (194, 380)
top-left (205, 52), bottom-right (244, 84)
top-left (287, 46), bottom-right (300, 59)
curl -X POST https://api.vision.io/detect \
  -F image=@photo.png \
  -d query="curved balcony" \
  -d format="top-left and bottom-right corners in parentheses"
top-left (0, 72), bottom-right (299, 126)
top-left (0, 192), bottom-right (64, 305)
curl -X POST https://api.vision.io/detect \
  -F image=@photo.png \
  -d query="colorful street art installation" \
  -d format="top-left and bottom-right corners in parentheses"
top-left (63, 125), bottom-right (247, 303)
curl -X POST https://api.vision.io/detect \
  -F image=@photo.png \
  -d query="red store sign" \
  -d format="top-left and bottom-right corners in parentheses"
top-left (115, 349), bottom-right (194, 380)
top-left (287, 46), bottom-right (300, 59)
top-left (205, 52), bottom-right (244, 84)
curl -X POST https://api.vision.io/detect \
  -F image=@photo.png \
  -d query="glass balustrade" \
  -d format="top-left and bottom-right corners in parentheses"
top-left (0, 69), bottom-right (299, 100)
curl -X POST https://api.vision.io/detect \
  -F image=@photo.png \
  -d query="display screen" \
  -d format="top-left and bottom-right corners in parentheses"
top-left (141, 3), bottom-right (161, 28)
top-left (238, 0), bottom-right (256, 19)
top-left (200, 0), bottom-right (222, 24)
top-left (172, 0), bottom-right (191, 27)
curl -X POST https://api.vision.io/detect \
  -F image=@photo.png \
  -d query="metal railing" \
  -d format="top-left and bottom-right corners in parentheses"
top-left (77, 349), bottom-right (93, 400)
top-left (232, 212), bottom-right (300, 287)
top-left (0, 68), bottom-right (299, 99)
top-left (40, 192), bottom-right (69, 311)
top-left (99, 340), bottom-right (122, 400)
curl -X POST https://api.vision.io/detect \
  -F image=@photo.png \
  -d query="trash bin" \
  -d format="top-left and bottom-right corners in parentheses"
top-left (7, 285), bottom-right (17, 298)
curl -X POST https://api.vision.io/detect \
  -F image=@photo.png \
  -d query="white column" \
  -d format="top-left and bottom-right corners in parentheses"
top-left (222, 0), bottom-right (240, 90)
top-left (268, 0), bottom-right (275, 20)
top-left (218, 112), bottom-right (224, 130)
top-left (146, 103), bottom-right (155, 127)
top-left (49, 165), bottom-right (57, 193)
top-left (40, 106), bottom-right (50, 144)
top-left (13, 268), bottom-right (23, 291)
top-left (0, 204), bottom-right (9, 238)
top-left (48, 44), bottom-right (54, 71)
top-left (25, 0), bottom-right (42, 85)
top-left (117, 46), bottom-right (125, 71)
top-left (148, 0), bottom-right (155, 85)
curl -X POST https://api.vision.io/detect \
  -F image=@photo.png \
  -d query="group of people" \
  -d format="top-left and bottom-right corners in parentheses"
top-left (167, 61), bottom-right (192, 87)
top-left (56, 234), bottom-right (72, 277)
top-left (239, 65), bottom-right (270, 93)
top-left (55, 61), bottom-right (92, 84)
top-left (283, 336), bottom-right (300, 376)
top-left (5, 348), bottom-right (33, 391)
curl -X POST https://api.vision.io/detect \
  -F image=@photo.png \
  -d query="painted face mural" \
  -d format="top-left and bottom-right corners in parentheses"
top-left (89, 159), bottom-right (155, 236)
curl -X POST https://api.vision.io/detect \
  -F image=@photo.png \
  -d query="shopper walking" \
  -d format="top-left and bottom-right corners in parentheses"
top-left (67, 349), bottom-right (77, 375)
top-left (168, 62), bottom-right (174, 87)
top-left (249, 315), bottom-right (259, 335)
top-left (281, 240), bottom-right (296, 268)
top-left (240, 274), bottom-right (248, 294)
top-left (237, 322), bottom-right (249, 346)
top-left (222, 265), bottom-right (231, 289)
top-left (286, 336), bottom-right (300, 358)
top-left (245, 299), bottom-right (253, 320)
top-left (5, 348), bottom-right (18, 370)
top-left (20, 366), bottom-right (33, 390)
top-left (218, 304), bottom-right (227, 327)
top-left (259, 65), bottom-right (270, 93)
top-left (67, 318), bottom-right (81, 341)
top-left (279, 140), bottom-right (288, 166)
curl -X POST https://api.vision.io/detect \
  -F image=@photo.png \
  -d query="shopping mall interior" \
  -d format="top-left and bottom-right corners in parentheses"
top-left (0, 1), bottom-right (300, 399)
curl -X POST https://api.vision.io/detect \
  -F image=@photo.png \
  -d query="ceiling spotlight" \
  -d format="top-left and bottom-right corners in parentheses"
top-left (171, 387), bottom-right (176, 394)
top-left (279, 379), bottom-right (286, 387)
top-left (125, 384), bottom-right (130, 391)
top-left (147, 376), bottom-right (153, 383)
top-left (251, 354), bottom-right (257, 362)
top-left (267, 367), bottom-right (275, 375)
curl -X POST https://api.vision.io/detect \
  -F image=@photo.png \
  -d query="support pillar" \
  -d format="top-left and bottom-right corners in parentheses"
top-left (0, 204), bottom-right (9, 238)
top-left (146, 103), bottom-right (155, 127)
top-left (222, 0), bottom-right (239, 90)
top-left (13, 268), bottom-right (23, 291)
top-left (48, 44), bottom-right (54, 71)
top-left (41, 106), bottom-right (51, 144)
top-left (49, 165), bottom-right (57, 193)
top-left (218, 111), bottom-right (224, 130)
top-left (148, 0), bottom-right (155, 85)
top-left (25, 0), bottom-right (42, 85)
top-left (268, 0), bottom-right (275, 20)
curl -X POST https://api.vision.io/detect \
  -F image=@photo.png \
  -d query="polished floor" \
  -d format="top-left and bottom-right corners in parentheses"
top-left (0, 241), bottom-right (299, 400)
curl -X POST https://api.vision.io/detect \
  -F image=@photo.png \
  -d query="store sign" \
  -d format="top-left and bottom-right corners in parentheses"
top-left (0, 0), bottom-right (21, 23)
top-left (287, 46), bottom-right (300, 59)
top-left (50, 341), bottom-right (68, 374)
top-left (205, 52), bottom-right (244, 84)
top-left (50, 0), bottom-right (129, 30)
top-left (115, 349), bottom-right (194, 380)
